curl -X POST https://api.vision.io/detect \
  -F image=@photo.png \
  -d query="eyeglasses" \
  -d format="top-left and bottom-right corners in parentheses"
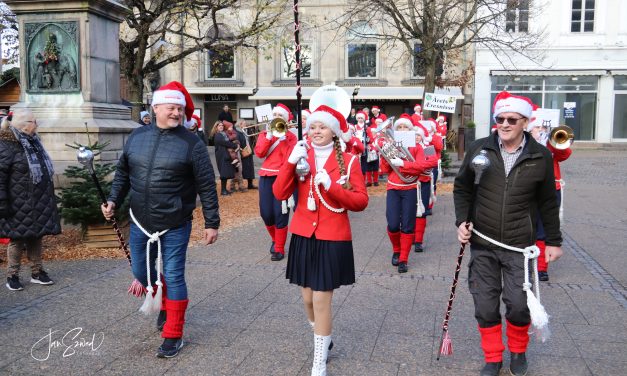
top-left (495, 116), bottom-right (524, 125)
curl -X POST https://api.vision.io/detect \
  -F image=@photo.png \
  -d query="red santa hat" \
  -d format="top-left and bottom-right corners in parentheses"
top-left (414, 104), bottom-right (422, 111)
top-left (418, 120), bottom-right (434, 142)
top-left (355, 111), bottom-right (368, 121)
top-left (393, 114), bottom-right (414, 130)
top-left (191, 114), bottom-right (202, 130)
top-left (436, 115), bottom-right (447, 124)
top-left (273, 103), bottom-right (293, 122)
top-left (306, 105), bottom-right (351, 142)
top-left (378, 113), bottom-right (388, 122)
top-left (371, 105), bottom-right (381, 111)
top-left (152, 81), bottom-right (195, 126)
top-left (493, 91), bottom-right (533, 120)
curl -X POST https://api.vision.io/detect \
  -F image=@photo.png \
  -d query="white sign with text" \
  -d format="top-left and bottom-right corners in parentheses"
top-left (423, 93), bottom-right (457, 114)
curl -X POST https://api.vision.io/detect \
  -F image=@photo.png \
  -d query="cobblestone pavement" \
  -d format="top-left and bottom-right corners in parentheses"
top-left (1, 149), bottom-right (626, 375)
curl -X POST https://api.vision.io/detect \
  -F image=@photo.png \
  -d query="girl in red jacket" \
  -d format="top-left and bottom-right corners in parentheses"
top-left (254, 103), bottom-right (297, 261)
top-left (380, 114), bottom-right (438, 273)
top-left (273, 105), bottom-right (368, 376)
top-left (412, 123), bottom-right (439, 253)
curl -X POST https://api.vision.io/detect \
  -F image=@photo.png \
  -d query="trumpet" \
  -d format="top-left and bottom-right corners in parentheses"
top-left (549, 125), bottom-right (574, 150)
top-left (242, 118), bottom-right (297, 137)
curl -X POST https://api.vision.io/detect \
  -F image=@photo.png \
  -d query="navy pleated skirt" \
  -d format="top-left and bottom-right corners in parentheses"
top-left (286, 234), bottom-right (355, 291)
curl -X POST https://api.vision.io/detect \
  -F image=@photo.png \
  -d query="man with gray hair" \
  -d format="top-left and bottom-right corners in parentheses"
top-left (0, 108), bottom-right (61, 291)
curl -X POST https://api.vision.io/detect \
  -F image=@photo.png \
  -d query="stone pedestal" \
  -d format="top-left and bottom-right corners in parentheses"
top-left (6, 0), bottom-right (136, 186)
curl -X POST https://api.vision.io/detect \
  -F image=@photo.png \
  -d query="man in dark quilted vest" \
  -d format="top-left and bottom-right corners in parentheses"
top-left (102, 81), bottom-right (220, 358)
top-left (454, 91), bottom-right (563, 376)
top-left (0, 109), bottom-right (60, 291)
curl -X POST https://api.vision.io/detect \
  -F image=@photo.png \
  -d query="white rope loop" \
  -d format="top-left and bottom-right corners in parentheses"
top-left (557, 179), bottom-right (565, 223)
top-left (130, 209), bottom-right (168, 315)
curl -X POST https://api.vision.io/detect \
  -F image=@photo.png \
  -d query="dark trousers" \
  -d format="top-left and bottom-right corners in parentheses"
top-left (259, 175), bottom-right (289, 229)
top-left (468, 245), bottom-right (530, 328)
top-left (536, 189), bottom-right (562, 240)
top-left (386, 189), bottom-right (417, 234)
top-left (417, 181), bottom-right (431, 219)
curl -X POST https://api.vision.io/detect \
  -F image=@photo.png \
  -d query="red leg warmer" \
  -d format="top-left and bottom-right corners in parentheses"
top-left (478, 324), bottom-right (505, 363)
top-left (536, 240), bottom-right (548, 272)
top-left (387, 230), bottom-right (401, 255)
top-left (414, 217), bottom-right (427, 243)
top-left (366, 171), bottom-right (373, 183)
top-left (506, 320), bottom-right (530, 353)
top-left (265, 225), bottom-right (276, 242)
top-left (373, 171), bottom-right (379, 183)
top-left (162, 299), bottom-right (189, 339)
top-left (399, 233), bottom-right (414, 263)
top-left (274, 226), bottom-right (288, 254)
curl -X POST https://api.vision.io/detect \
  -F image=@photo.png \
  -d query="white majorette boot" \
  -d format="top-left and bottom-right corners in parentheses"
top-left (311, 334), bottom-right (331, 376)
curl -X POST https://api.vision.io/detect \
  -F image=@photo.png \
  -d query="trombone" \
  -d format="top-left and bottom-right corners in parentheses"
top-left (241, 118), bottom-right (297, 137)
top-left (549, 125), bottom-right (574, 150)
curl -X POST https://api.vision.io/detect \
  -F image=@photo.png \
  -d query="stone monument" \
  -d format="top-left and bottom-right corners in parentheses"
top-left (5, 0), bottom-right (137, 185)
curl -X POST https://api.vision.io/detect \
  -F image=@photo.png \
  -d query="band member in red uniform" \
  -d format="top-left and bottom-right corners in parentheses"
top-left (413, 123), bottom-right (439, 253)
top-left (344, 124), bottom-right (365, 156)
top-left (371, 105), bottom-right (387, 124)
top-left (254, 103), bottom-right (297, 261)
top-left (420, 119), bottom-right (443, 215)
top-left (411, 104), bottom-right (423, 124)
top-left (274, 105), bottom-right (368, 376)
top-left (360, 112), bottom-right (380, 187)
top-left (380, 114), bottom-right (438, 273)
top-left (528, 120), bottom-right (572, 281)
top-left (436, 115), bottom-right (448, 138)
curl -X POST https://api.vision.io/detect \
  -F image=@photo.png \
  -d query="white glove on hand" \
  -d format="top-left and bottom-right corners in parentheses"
top-left (314, 169), bottom-right (332, 191)
top-left (288, 140), bottom-right (309, 164)
top-left (390, 157), bottom-right (404, 167)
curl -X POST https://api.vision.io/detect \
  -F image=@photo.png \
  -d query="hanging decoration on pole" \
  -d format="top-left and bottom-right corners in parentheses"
top-left (437, 150), bottom-right (491, 359)
top-left (76, 146), bottom-right (145, 297)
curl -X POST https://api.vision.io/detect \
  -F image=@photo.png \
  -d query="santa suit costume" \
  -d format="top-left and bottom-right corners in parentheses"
top-left (344, 125), bottom-right (365, 156)
top-left (412, 123), bottom-right (439, 253)
top-left (435, 115), bottom-right (448, 150)
top-left (254, 103), bottom-right (298, 261)
top-left (411, 104), bottom-right (423, 125)
top-left (363, 119), bottom-right (382, 186)
top-left (380, 115), bottom-right (438, 273)
top-left (273, 105), bottom-right (368, 376)
top-left (370, 105), bottom-right (387, 124)
top-left (419, 119), bottom-right (443, 215)
top-left (356, 111), bottom-right (380, 185)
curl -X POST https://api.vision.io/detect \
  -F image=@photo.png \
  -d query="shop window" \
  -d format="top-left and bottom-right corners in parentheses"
top-left (613, 76), bottom-right (627, 139)
top-left (346, 21), bottom-right (378, 79)
top-left (282, 44), bottom-right (312, 79)
top-left (506, 0), bottom-right (529, 33)
top-left (571, 0), bottom-right (595, 32)
top-left (412, 44), bottom-right (444, 78)
top-left (206, 46), bottom-right (235, 79)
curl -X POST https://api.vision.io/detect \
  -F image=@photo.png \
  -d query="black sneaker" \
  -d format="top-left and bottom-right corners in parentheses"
top-left (6, 275), bottom-right (24, 291)
top-left (156, 310), bottom-right (167, 331)
top-left (373, 182), bottom-right (379, 186)
top-left (509, 352), bottom-right (528, 376)
top-left (156, 338), bottom-right (184, 358)
top-left (480, 362), bottom-right (502, 376)
top-left (414, 242), bottom-right (423, 253)
top-left (366, 182), bottom-right (372, 187)
top-left (538, 271), bottom-right (549, 282)
top-left (31, 270), bottom-right (54, 285)
top-left (391, 253), bottom-right (400, 266)
top-left (271, 252), bottom-right (284, 261)
top-left (398, 262), bottom-right (408, 273)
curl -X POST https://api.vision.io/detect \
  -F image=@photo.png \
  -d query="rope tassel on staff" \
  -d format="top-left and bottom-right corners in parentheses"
top-left (437, 150), bottom-right (490, 359)
top-left (76, 146), bottom-right (145, 297)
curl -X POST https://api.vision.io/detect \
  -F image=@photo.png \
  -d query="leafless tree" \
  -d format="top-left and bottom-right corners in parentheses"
top-left (0, 2), bottom-right (18, 65)
top-left (334, 0), bottom-right (545, 117)
top-left (120, 0), bottom-right (286, 116)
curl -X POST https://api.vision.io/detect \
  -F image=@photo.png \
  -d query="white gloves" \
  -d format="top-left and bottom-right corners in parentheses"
top-left (288, 140), bottom-right (308, 164)
top-left (265, 128), bottom-right (273, 140)
top-left (390, 157), bottom-right (404, 167)
top-left (314, 169), bottom-right (332, 191)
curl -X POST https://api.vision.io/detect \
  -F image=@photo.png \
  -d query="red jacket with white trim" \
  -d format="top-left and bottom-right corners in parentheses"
top-left (254, 130), bottom-right (298, 176)
top-left (547, 143), bottom-right (572, 190)
top-left (273, 149), bottom-right (368, 241)
top-left (345, 136), bottom-right (365, 156)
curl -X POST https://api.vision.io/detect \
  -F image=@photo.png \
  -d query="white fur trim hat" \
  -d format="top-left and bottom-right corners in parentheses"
top-left (493, 91), bottom-right (533, 120)
top-left (306, 105), bottom-right (351, 142)
top-left (151, 81), bottom-right (195, 127)
top-left (273, 103), bottom-right (293, 122)
top-left (393, 114), bottom-right (414, 130)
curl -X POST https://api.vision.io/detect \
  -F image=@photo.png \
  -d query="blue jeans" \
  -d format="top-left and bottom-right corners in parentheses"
top-left (129, 220), bottom-right (192, 300)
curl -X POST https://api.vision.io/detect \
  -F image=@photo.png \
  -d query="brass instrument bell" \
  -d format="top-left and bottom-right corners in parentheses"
top-left (549, 125), bottom-right (574, 150)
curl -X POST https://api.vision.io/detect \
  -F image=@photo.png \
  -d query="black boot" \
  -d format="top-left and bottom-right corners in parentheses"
top-left (398, 262), bottom-right (408, 273)
top-left (248, 179), bottom-right (258, 189)
top-left (220, 182), bottom-right (231, 196)
top-left (480, 362), bottom-right (502, 376)
top-left (156, 338), bottom-right (184, 358)
top-left (271, 251), bottom-right (284, 261)
top-left (509, 353), bottom-right (528, 376)
top-left (391, 253), bottom-right (400, 266)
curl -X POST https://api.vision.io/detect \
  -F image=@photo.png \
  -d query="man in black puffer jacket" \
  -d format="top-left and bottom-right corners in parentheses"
top-left (103, 81), bottom-right (219, 359)
top-left (1, 109), bottom-right (60, 291)
top-left (454, 92), bottom-right (563, 376)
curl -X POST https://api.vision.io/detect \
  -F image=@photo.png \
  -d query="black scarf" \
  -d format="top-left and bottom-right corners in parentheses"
top-left (9, 126), bottom-right (55, 185)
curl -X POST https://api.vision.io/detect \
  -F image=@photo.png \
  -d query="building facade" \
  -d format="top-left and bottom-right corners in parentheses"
top-left (156, 1), bottom-right (467, 134)
top-left (474, 0), bottom-right (627, 143)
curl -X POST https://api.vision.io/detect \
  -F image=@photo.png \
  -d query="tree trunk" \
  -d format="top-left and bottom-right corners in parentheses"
top-left (422, 53), bottom-right (437, 120)
top-left (127, 74), bottom-right (144, 122)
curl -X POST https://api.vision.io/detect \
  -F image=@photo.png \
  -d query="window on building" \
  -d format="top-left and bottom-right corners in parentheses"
top-left (282, 44), bottom-right (312, 79)
top-left (346, 21), bottom-right (378, 79)
top-left (206, 46), bottom-right (235, 79)
top-left (490, 75), bottom-right (598, 140)
top-left (571, 0), bottom-right (595, 32)
top-left (413, 43), bottom-right (444, 78)
top-left (613, 76), bottom-right (627, 139)
top-left (505, 0), bottom-right (529, 33)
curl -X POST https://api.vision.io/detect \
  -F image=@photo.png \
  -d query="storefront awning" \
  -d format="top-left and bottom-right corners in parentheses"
top-left (248, 86), bottom-right (463, 100)
top-left (187, 87), bottom-right (255, 95)
top-left (491, 70), bottom-right (608, 77)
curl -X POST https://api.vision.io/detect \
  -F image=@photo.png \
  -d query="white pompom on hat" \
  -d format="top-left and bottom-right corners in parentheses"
top-left (493, 91), bottom-right (534, 120)
top-left (306, 105), bottom-right (352, 142)
top-left (151, 81), bottom-right (195, 127)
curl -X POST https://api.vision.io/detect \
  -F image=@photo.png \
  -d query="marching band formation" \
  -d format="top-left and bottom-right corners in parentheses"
top-left (85, 79), bottom-right (572, 375)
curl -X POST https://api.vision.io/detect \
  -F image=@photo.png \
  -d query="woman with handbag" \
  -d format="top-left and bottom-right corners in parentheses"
top-left (210, 121), bottom-right (237, 196)
top-left (235, 120), bottom-right (257, 191)
top-left (273, 105), bottom-right (368, 376)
